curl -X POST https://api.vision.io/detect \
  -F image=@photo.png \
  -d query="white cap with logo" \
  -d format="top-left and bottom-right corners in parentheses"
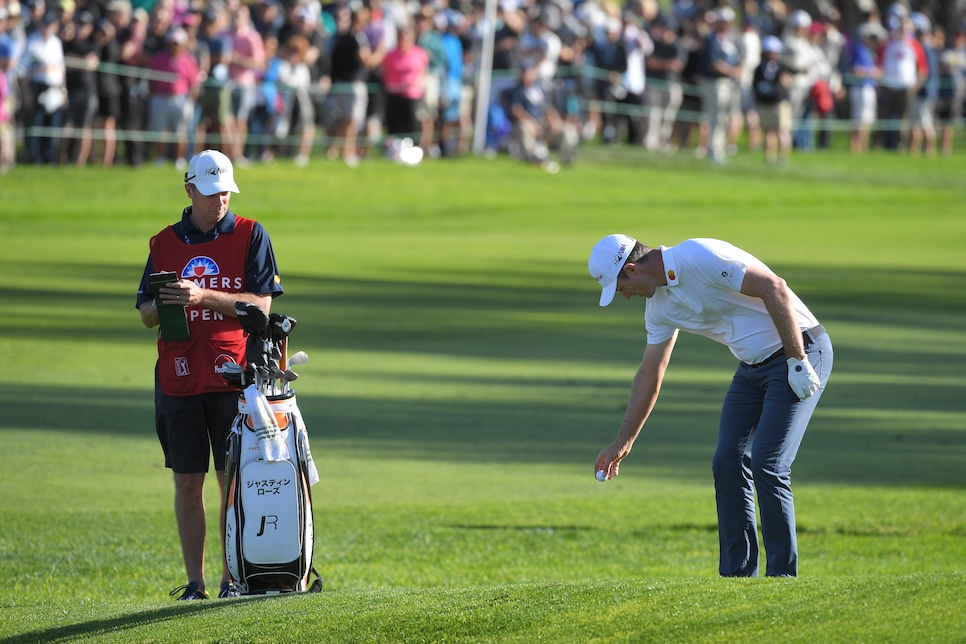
top-left (185, 149), bottom-right (240, 196)
top-left (588, 234), bottom-right (637, 307)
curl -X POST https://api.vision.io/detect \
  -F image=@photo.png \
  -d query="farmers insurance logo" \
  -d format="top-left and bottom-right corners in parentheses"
top-left (180, 256), bottom-right (220, 279)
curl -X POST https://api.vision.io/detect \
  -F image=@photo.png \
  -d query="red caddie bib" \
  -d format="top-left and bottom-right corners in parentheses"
top-left (150, 217), bottom-right (255, 396)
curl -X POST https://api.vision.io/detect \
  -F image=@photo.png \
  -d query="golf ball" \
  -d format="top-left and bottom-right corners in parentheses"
top-left (596, 470), bottom-right (607, 482)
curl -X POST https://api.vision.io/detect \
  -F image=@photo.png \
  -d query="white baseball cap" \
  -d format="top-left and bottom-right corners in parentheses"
top-left (789, 9), bottom-right (812, 29)
top-left (588, 234), bottom-right (637, 307)
top-left (715, 7), bottom-right (735, 23)
top-left (761, 35), bottom-right (783, 53)
top-left (185, 149), bottom-right (239, 195)
top-left (165, 26), bottom-right (188, 44)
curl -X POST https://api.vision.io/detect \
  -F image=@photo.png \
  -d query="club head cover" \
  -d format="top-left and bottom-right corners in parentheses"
top-left (268, 313), bottom-right (297, 343)
top-left (221, 371), bottom-right (244, 389)
top-left (246, 333), bottom-right (270, 367)
top-left (236, 302), bottom-right (270, 333)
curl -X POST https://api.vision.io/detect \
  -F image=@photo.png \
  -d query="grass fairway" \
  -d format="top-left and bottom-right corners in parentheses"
top-left (0, 148), bottom-right (964, 642)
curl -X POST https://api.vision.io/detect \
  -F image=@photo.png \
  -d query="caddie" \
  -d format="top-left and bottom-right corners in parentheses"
top-left (135, 149), bottom-right (284, 599)
top-left (589, 235), bottom-right (833, 577)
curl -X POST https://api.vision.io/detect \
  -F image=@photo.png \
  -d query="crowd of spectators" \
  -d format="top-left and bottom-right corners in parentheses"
top-left (1, 0), bottom-right (965, 173)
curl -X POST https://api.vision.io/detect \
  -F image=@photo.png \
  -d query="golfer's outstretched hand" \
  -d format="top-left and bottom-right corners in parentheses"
top-left (595, 442), bottom-right (631, 481)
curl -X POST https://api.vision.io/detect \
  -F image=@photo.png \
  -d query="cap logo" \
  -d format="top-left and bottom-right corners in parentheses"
top-left (204, 166), bottom-right (230, 177)
top-left (613, 243), bottom-right (628, 267)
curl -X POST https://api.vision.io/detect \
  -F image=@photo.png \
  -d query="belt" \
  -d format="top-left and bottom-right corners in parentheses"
top-left (749, 324), bottom-right (826, 368)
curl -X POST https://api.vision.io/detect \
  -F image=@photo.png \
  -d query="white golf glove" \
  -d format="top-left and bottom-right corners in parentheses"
top-left (787, 357), bottom-right (820, 401)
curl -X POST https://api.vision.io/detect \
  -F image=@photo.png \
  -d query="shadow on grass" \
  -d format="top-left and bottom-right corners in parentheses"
top-left (0, 594), bottom-right (275, 644)
top-left (3, 263), bottom-right (966, 356)
top-left (4, 373), bottom-right (964, 488)
top-left (2, 264), bottom-right (964, 488)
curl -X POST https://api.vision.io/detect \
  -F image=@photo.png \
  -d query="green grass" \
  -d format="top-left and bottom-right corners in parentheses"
top-left (0, 148), bottom-right (964, 642)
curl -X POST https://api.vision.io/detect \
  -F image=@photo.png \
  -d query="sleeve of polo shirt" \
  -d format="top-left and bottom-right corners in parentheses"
top-left (644, 307), bottom-right (676, 346)
top-left (135, 256), bottom-right (157, 309)
top-left (246, 222), bottom-right (284, 297)
top-left (690, 241), bottom-right (753, 293)
top-left (645, 320), bottom-right (676, 345)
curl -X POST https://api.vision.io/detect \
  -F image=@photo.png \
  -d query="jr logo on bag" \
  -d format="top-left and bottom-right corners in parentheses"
top-left (256, 515), bottom-right (279, 537)
top-left (240, 460), bottom-right (301, 564)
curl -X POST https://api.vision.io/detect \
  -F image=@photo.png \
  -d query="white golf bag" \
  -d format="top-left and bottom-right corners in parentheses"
top-left (223, 304), bottom-right (321, 595)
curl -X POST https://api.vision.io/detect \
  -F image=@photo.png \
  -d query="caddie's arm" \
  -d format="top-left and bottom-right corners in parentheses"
top-left (138, 287), bottom-right (273, 329)
top-left (139, 301), bottom-right (160, 328)
top-left (739, 264), bottom-right (804, 360)
top-left (595, 332), bottom-right (677, 480)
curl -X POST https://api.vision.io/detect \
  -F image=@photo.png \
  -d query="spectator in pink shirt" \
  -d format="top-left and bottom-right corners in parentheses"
top-left (382, 24), bottom-right (428, 147)
top-left (228, 4), bottom-right (266, 163)
top-left (147, 27), bottom-right (200, 167)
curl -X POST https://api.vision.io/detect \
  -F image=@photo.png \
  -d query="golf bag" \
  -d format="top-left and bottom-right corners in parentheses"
top-left (222, 303), bottom-right (322, 595)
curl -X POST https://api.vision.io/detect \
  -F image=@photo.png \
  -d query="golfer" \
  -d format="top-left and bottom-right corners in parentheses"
top-left (589, 235), bottom-right (832, 577)
top-left (136, 149), bottom-right (284, 599)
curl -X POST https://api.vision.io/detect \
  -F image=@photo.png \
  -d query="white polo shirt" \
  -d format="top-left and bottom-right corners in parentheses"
top-left (644, 239), bottom-right (818, 365)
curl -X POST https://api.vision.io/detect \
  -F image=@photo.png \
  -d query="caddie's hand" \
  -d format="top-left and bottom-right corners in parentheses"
top-left (159, 279), bottom-right (199, 307)
top-left (787, 356), bottom-right (820, 400)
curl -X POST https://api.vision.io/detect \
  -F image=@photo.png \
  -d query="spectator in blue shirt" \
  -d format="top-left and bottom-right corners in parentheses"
top-left (507, 60), bottom-right (562, 168)
top-left (933, 27), bottom-right (964, 155)
top-left (845, 22), bottom-right (881, 154)
top-left (700, 7), bottom-right (740, 163)
top-left (438, 10), bottom-right (464, 156)
top-left (909, 13), bottom-right (938, 156)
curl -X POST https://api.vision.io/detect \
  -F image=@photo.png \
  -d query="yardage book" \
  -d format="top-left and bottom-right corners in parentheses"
top-left (149, 272), bottom-right (190, 342)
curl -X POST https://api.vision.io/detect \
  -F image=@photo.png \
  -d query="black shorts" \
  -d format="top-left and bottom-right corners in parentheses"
top-left (935, 97), bottom-right (956, 123)
top-left (98, 91), bottom-right (122, 121)
top-left (67, 91), bottom-right (99, 128)
top-left (155, 386), bottom-right (239, 474)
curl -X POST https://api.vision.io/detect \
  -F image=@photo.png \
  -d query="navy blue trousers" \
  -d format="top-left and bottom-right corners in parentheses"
top-left (713, 333), bottom-right (833, 577)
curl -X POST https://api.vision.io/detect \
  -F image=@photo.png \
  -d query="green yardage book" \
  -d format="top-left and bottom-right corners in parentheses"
top-left (149, 272), bottom-right (190, 342)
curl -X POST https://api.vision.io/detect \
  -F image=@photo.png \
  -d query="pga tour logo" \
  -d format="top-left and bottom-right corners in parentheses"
top-left (174, 357), bottom-right (190, 377)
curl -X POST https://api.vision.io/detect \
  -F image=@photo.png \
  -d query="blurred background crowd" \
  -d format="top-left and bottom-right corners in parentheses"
top-left (1, 0), bottom-right (964, 172)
